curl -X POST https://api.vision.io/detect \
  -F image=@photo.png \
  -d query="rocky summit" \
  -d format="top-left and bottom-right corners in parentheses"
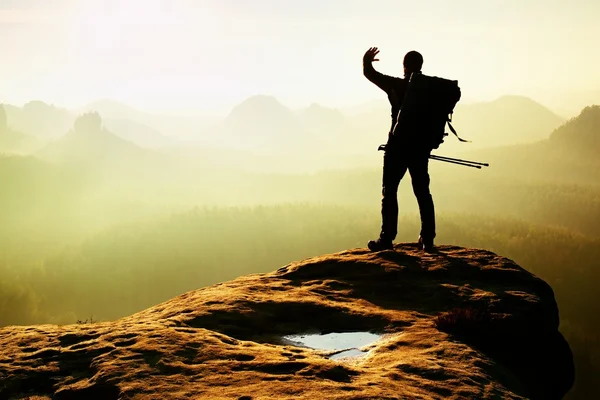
top-left (0, 244), bottom-right (574, 399)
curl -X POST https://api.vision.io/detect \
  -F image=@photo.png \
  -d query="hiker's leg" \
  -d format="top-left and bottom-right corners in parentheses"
top-left (380, 150), bottom-right (408, 242)
top-left (409, 153), bottom-right (436, 241)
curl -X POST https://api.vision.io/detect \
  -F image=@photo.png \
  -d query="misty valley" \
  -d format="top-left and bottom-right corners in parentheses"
top-left (1, 97), bottom-right (599, 398)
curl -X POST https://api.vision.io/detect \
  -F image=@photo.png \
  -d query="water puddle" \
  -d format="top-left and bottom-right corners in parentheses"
top-left (281, 331), bottom-right (382, 360)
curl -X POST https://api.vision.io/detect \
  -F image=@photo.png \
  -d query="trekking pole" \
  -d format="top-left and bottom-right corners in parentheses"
top-left (430, 154), bottom-right (489, 166)
top-left (430, 154), bottom-right (489, 168)
top-left (429, 156), bottom-right (487, 168)
top-left (429, 156), bottom-right (483, 169)
top-left (377, 144), bottom-right (489, 168)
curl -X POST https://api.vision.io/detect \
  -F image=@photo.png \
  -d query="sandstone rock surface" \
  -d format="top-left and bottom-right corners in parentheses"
top-left (0, 244), bottom-right (574, 399)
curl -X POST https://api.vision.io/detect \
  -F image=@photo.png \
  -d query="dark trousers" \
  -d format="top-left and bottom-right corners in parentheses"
top-left (380, 147), bottom-right (435, 241)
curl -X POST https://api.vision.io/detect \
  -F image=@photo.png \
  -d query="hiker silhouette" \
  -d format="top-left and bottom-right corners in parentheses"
top-left (363, 47), bottom-right (435, 252)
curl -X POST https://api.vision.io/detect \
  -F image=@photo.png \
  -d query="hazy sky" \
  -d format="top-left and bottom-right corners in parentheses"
top-left (1, 0), bottom-right (599, 116)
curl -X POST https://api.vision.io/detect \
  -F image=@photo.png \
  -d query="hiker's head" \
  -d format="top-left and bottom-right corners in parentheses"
top-left (403, 51), bottom-right (423, 77)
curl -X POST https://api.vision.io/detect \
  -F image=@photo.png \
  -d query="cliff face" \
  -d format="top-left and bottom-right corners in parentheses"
top-left (0, 245), bottom-right (574, 399)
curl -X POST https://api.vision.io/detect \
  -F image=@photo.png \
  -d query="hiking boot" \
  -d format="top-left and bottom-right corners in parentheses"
top-left (418, 235), bottom-right (434, 252)
top-left (368, 238), bottom-right (393, 251)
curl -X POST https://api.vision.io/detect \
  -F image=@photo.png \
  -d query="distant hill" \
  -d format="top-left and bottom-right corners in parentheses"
top-left (549, 105), bottom-right (600, 154)
top-left (84, 99), bottom-right (215, 142)
top-left (459, 104), bottom-right (600, 185)
top-left (296, 103), bottom-right (359, 149)
top-left (84, 100), bottom-right (178, 147)
top-left (4, 99), bottom-right (178, 148)
top-left (38, 127), bottom-right (148, 167)
top-left (3, 101), bottom-right (74, 139)
top-left (3, 94), bottom-right (566, 157)
top-left (215, 95), bottom-right (316, 153)
top-left (337, 95), bottom-right (564, 152)
top-left (37, 113), bottom-right (156, 169)
top-left (340, 98), bottom-right (388, 116)
top-left (297, 103), bottom-right (346, 130)
top-left (451, 95), bottom-right (564, 149)
top-left (203, 94), bottom-right (568, 170)
top-left (101, 119), bottom-right (175, 148)
top-left (84, 99), bottom-right (146, 122)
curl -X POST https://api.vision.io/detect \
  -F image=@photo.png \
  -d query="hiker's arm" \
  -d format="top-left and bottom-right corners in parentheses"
top-left (363, 47), bottom-right (396, 93)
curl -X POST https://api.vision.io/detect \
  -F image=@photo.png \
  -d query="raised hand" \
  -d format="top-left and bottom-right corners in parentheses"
top-left (363, 47), bottom-right (380, 63)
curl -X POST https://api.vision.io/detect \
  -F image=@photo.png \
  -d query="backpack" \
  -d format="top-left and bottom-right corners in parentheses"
top-left (392, 72), bottom-right (466, 150)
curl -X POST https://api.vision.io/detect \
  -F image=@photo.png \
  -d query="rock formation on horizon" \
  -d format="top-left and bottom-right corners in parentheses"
top-left (0, 244), bottom-right (574, 399)
top-left (549, 104), bottom-right (600, 154)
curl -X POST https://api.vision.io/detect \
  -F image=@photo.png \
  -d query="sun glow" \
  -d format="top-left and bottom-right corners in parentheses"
top-left (0, 0), bottom-right (599, 114)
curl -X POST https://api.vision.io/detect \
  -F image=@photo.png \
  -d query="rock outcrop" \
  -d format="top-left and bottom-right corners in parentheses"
top-left (0, 244), bottom-right (574, 399)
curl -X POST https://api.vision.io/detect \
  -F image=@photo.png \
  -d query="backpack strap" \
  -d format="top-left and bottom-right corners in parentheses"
top-left (447, 113), bottom-right (470, 143)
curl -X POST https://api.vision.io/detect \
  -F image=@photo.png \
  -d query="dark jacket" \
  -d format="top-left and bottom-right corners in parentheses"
top-left (363, 60), bottom-right (407, 134)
